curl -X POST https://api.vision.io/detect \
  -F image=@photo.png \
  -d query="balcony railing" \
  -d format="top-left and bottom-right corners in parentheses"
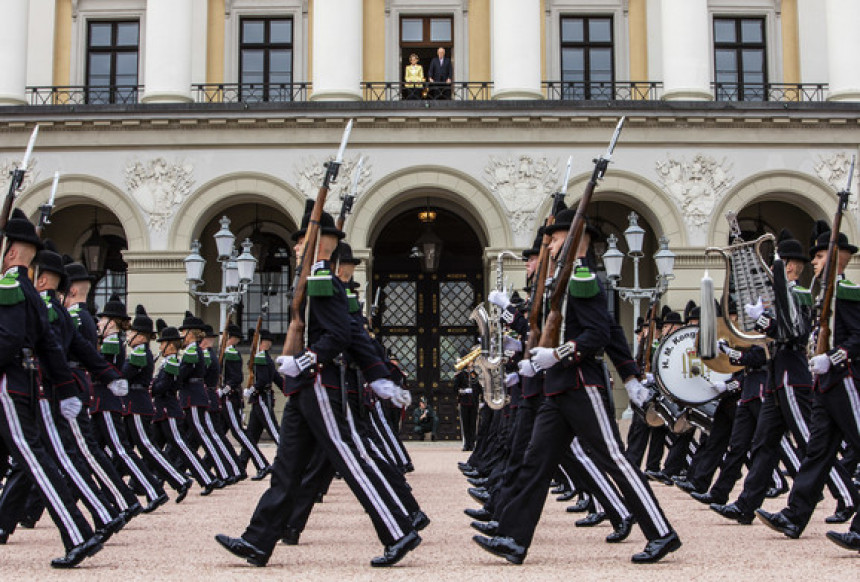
top-left (713, 82), bottom-right (828, 102)
top-left (362, 81), bottom-right (492, 101)
top-left (193, 82), bottom-right (312, 103)
top-left (27, 85), bottom-right (141, 105)
top-left (542, 80), bottom-right (663, 101)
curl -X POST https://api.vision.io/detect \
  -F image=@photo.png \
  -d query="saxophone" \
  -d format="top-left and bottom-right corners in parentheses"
top-left (470, 251), bottom-right (520, 410)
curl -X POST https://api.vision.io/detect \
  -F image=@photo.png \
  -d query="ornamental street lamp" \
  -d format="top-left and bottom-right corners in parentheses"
top-left (184, 215), bottom-right (257, 329)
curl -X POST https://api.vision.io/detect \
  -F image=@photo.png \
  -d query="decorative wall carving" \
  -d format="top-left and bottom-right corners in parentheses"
top-left (0, 158), bottom-right (39, 197)
top-left (814, 152), bottom-right (860, 218)
top-left (295, 156), bottom-right (372, 216)
top-left (125, 158), bottom-right (194, 231)
top-left (484, 155), bottom-right (557, 244)
top-left (655, 154), bottom-right (734, 229)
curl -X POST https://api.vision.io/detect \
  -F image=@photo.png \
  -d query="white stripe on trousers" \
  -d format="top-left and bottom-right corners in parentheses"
top-left (780, 435), bottom-right (800, 470)
top-left (203, 409), bottom-right (240, 475)
top-left (132, 414), bottom-right (186, 485)
top-left (190, 407), bottom-right (229, 479)
top-left (313, 379), bottom-right (405, 540)
top-left (68, 414), bottom-right (129, 510)
top-left (40, 400), bottom-right (112, 525)
top-left (259, 397), bottom-right (280, 444)
top-left (844, 376), bottom-right (860, 437)
top-left (375, 401), bottom-right (409, 465)
top-left (167, 417), bottom-right (213, 485)
top-left (226, 400), bottom-right (267, 469)
top-left (0, 376), bottom-right (84, 546)
top-left (585, 386), bottom-right (671, 537)
top-left (368, 409), bottom-right (398, 465)
top-left (103, 411), bottom-right (158, 501)
top-left (570, 436), bottom-right (631, 519)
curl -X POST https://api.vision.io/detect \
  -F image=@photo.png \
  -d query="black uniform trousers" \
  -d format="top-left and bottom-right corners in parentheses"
top-left (94, 409), bottom-right (164, 502)
top-left (466, 405), bottom-right (494, 469)
top-left (663, 430), bottom-right (695, 477)
top-left (497, 386), bottom-right (672, 547)
top-left (223, 398), bottom-right (269, 472)
top-left (124, 414), bottom-right (187, 490)
top-left (459, 403), bottom-right (478, 450)
top-left (567, 437), bottom-right (632, 526)
top-left (685, 395), bottom-right (738, 491)
top-left (150, 417), bottom-right (215, 487)
top-left (369, 400), bottom-right (411, 470)
top-left (184, 405), bottom-right (233, 480)
top-left (238, 392), bottom-right (280, 471)
top-left (487, 397), bottom-right (539, 515)
top-left (783, 377), bottom-right (860, 532)
top-left (709, 399), bottom-right (761, 502)
top-left (242, 380), bottom-right (414, 557)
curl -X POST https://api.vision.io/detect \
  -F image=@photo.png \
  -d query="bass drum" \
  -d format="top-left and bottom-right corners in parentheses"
top-left (652, 325), bottom-right (733, 406)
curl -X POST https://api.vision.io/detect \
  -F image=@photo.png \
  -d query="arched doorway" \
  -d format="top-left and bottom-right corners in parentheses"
top-left (371, 202), bottom-right (484, 441)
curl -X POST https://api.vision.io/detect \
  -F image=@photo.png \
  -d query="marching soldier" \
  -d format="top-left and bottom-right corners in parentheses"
top-left (454, 357), bottom-right (480, 451)
top-left (239, 328), bottom-right (283, 469)
top-left (201, 324), bottom-right (244, 480)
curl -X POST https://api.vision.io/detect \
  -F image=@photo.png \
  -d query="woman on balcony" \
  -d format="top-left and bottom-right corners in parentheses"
top-left (404, 54), bottom-right (425, 101)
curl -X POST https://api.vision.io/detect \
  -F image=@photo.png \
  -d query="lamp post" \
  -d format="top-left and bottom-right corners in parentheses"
top-left (184, 216), bottom-right (257, 329)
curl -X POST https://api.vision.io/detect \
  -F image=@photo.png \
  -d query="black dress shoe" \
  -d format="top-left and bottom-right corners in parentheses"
top-left (825, 507), bottom-right (855, 524)
top-left (0, 529), bottom-right (9, 544)
top-left (95, 514), bottom-right (126, 544)
top-left (462, 469), bottom-right (482, 478)
top-left (467, 477), bottom-right (489, 487)
top-left (201, 480), bottom-right (218, 496)
top-left (756, 509), bottom-right (801, 539)
top-left (403, 462), bottom-right (415, 473)
top-left (458, 462), bottom-right (474, 472)
top-left (411, 510), bottom-right (431, 531)
top-left (176, 480), bottom-right (192, 503)
top-left (691, 491), bottom-right (726, 506)
top-left (575, 512), bottom-right (606, 527)
top-left (550, 485), bottom-right (569, 495)
top-left (765, 485), bottom-right (789, 498)
top-left (215, 534), bottom-right (268, 566)
top-left (710, 502), bottom-right (754, 525)
top-left (18, 518), bottom-right (36, 529)
top-left (471, 520), bottom-right (499, 535)
top-left (464, 507), bottom-right (493, 521)
top-left (468, 487), bottom-right (490, 504)
top-left (472, 535), bottom-right (526, 565)
top-left (370, 530), bottom-right (422, 567)
top-left (825, 530), bottom-right (860, 551)
top-left (631, 530), bottom-right (682, 563)
top-left (214, 478), bottom-right (227, 489)
top-left (556, 491), bottom-right (576, 502)
top-left (251, 466), bottom-right (272, 481)
top-left (142, 492), bottom-right (169, 513)
top-left (51, 536), bottom-right (103, 569)
top-left (122, 502), bottom-right (143, 521)
top-left (606, 516), bottom-right (634, 543)
top-left (566, 493), bottom-right (591, 513)
top-left (644, 470), bottom-right (674, 486)
top-left (281, 526), bottom-right (300, 546)
top-left (674, 478), bottom-right (701, 494)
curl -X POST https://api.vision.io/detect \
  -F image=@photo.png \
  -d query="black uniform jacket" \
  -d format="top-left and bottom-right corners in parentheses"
top-left (91, 333), bottom-right (125, 413)
top-left (178, 342), bottom-right (210, 408)
top-left (818, 276), bottom-right (860, 391)
top-left (151, 354), bottom-right (184, 421)
top-left (123, 342), bottom-right (156, 416)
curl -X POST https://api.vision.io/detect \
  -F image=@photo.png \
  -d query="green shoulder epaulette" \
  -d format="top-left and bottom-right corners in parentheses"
top-left (101, 335), bottom-right (120, 355)
top-left (346, 291), bottom-right (361, 314)
top-left (67, 304), bottom-right (82, 329)
top-left (792, 285), bottom-right (813, 307)
top-left (0, 271), bottom-right (24, 306)
top-left (163, 354), bottom-right (180, 376)
top-left (181, 345), bottom-right (199, 364)
top-left (307, 268), bottom-right (334, 297)
top-left (568, 266), bottom-right (599, 298)
top-left (254, 350), bottom-right (267, 365)
top-left (41, 292), bottom-right (58, 323)
top-left (836, 279), bottom-right (860, 302)
top-left (203, 349), bottom-right (212, 366)
top-left (224, 345), bottom-right (241, 361)
top-left (128, 345), bottom-right (148, 367)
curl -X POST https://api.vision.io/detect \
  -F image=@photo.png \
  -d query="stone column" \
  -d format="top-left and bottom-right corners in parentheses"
top-left (0, 0), bottom-right (30, 105)
top-left (825, 0), bottom-right (860, 101)
top-left (660, 0), bottom-right (712, 101)
top-left (141, 0), bottom-right (193, 103)
top-left (491, 0), bottom-right (542, 100)
top-left (123, 252), bottom-right (195, 324)
top-left (310, 0), bottom-right (362, 101)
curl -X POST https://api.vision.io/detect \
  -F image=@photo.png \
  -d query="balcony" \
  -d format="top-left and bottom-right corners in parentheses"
top-left (542, 81), bottom-right (663, 101)
top-left (712, 82), bottom-right (827, 102)
top-left (193, 83), bottom-right (312, 103)
top-left (27, 85), bottom-right (142, 105)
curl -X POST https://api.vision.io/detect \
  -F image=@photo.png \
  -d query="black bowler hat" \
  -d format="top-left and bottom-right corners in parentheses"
top-left (522, 230), bottom-right (543, 259)
top-left (227, 324), bottom-right (243, 340)
top-left (202, 324), bottom-right (219, 338)
top-left (775, 229), bottom-right (810, 263)
top-left (63, 254), bottom-right (95, 283)
top-left (808, 220), bottom-right (857, 257)
top-left (662, 310), bottom-right (683, 326)
top-left (291, 199), bottom-right (344, 242)
top-left (542, 208), bottom-right (603, 241)
top-left (3, 208), bottom-right (43, 250)
top-left (130, 305), bottom-right (154, 334)
top-left (35, 240), bottom-right (68, 291)
top-left (97, 293), bottom-right (130, 320)
top-left (336, 241), bottom-right (362, 265)
top-left (634, 316), bottom-right (645, 334)
top-left (259, 328), bottom-right (275, 342)
top-left (156, 319), bottom-right (181, 343)
top-left (179, 310), bottom-right (205, 331)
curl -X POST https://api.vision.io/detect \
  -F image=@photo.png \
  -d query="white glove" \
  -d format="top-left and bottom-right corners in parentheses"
top-left (60, 397), bottom-right (82, 420)
top-left (718, 340), bottom-right (742, 361)
top-left (399, 389), bottom-right (412, 408)
top-left (243, 388), bottom-right (255, 400)
top-left (712, 380), bottom-right (728, 394)
top-left (370, 378), bottom-right (399, 400)
top-left (488, 289), bottom-right (511, 310)
top-left (222, 384), bottom-right (233, 395)
top-left (390, 388), bottom-right (410, 408)
top-left (624, 379), bottom-right (650, 408)
top-left (108, 379), bottom-right (129, 397)
top-left (277, 351), bottom-right (317, 377)
top-left (809, 354), bottom-right (831, 375)
top-left (518, 359), bottom-right (537, 378)
top-left (744, 297), bottom-right (764, 320)
top-left (503, 336), bottom-right (523, 354)
top-left (644, 372), bottom-right (655, 386)
top-left (504, 372), bottom-right (519, 387)
top-left (530, 347), bottom-right (560, 371)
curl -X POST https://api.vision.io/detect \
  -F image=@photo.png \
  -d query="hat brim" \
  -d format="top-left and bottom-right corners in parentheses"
top-left (291, 227), bottom-right (346, 242)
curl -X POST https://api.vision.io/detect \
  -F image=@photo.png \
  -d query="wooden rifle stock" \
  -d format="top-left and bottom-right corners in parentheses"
top-left (245, 313), bottom-right (263, 390)
top-left (814, 191), bottom-right (852, 355)
top-left (642, 299), bottom-right (660, 374)
top-left (525, 191), bottom-right (567, 353)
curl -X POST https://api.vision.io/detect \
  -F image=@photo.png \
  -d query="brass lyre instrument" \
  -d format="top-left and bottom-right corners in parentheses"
top-left (469, 250), bottom-right (520, 410)
top-left (699, 211), bottom-right (774, 373)
top-left (454, 345), bottom-right (481, 371)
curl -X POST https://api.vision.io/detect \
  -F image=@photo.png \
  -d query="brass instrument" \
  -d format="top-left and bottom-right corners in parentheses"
top-left (700, 211), bottom-right (774, 373)
top-left (454, 345), bottom-right (481, 371)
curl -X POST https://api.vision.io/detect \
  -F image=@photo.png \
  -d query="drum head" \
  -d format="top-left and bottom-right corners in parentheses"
top-left (652, 325), bottom-right (733, 405)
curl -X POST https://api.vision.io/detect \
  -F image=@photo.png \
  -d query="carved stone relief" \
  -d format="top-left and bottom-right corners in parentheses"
top-left (0, 158), bottom-right (39, 198)
top-left (484, 155), bottom-right (558, 246)
top-left (655, 154), bottom-right (734, 230)
top-left (294, 156), bottom-right (372, 217)
top-left (814, 152), bottom-right (860, 219)
top-left (125, 158), bottom-right (194, 231)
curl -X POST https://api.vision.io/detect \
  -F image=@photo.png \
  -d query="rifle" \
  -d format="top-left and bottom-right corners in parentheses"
top-left (217, 308), bottom-right (233, 389)
top-left (282, 119), bottom-right (353, 358)
top-left (245, 304), bottom-right (266, 390)
top-left (336, 155), bottom-right (363, 232)
top-left (525, 155), bottom-right (572, 354)
top-left (0, 125), bottom-right (39, 255)
top-left (35, 171), bottom-right (59, 238)
top-left (812, 155), bottom-right (855, 355)
top-left (639, 294), bottom-right (661, 375)
top-left (539, 117), bottom-right (625, 349)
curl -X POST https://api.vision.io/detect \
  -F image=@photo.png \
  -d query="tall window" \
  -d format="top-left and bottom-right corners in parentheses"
top-left (399, 15), bottom-right (454, 83)
top-left (560, 16), bottom-right (614, 100)
top-left (239, 17), bottom-right (293, 102)
top-left (86, 21), bottom-right (139, 104)
top-left (714, 17), bottom-right (767, 101)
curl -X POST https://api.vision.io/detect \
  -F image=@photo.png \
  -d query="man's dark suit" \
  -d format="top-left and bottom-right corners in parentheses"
top-left (427, 57), bottom-right (453, 99)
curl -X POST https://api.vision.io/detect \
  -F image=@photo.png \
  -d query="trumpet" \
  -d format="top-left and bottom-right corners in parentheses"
top-left (454, 346), bottom-right (481, 371)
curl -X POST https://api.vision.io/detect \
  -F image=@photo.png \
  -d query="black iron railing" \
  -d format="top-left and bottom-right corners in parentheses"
top-left (362, 81), bottom-right (493, 101)
top-left (712, 82), bottom-right (828, 102)
top-left (542, 80), bottom-right (663, 101)
top-left (193, 82), bottom-right (312, 103)
top-left (27, 85), bottom-right (142, 105)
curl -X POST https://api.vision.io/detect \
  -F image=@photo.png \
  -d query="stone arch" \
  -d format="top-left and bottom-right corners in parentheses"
top-left (708, 170), bottom-right (857, 246)
top-left (168, 172), bottom-right (306, 250)
top-left (535, 170), bottom-right (688, 246)
top-left (348, 166), bottom-right (514, 251)
top-left (16, 174), bottom-right (148, 251)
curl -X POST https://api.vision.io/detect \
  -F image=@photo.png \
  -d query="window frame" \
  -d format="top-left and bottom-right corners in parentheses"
top-left (712, 16), bottom-right (768, 101)
top-left (238, 16), bottom-right (295, 103)
top-left (85, 19), bottom-right (140, 104)
top-left (559, 14), bottom-right (615, 100)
